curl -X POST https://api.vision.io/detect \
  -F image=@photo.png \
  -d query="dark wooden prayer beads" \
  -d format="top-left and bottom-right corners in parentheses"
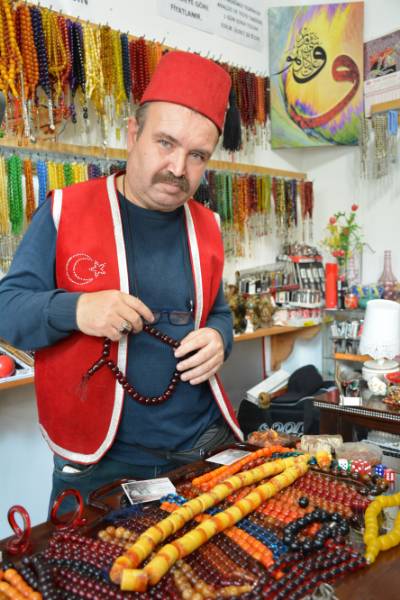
top-left (83, 324), bottom-right (181, 406)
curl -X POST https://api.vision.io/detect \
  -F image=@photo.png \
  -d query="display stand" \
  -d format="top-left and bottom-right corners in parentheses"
top-left (0, 445), bottom-right (399, 600)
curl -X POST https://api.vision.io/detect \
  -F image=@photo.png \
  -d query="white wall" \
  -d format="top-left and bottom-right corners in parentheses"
top-left (1, 0), bottom-right (399, 538)
top-left (0, 385), bottom-right (52, 539)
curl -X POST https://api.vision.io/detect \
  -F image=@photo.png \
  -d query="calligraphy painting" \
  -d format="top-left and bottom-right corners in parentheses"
top-left (268, 2), bottom-right (364, 148)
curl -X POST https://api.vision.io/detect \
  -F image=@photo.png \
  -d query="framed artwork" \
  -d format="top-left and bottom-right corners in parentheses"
top-left (268, 2), bottom-right (364, 148)
top-left (364, 29), bottom-right (400, 80)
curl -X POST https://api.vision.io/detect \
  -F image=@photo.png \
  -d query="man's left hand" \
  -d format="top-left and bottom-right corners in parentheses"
top-left (174, 327), bottom-right (224, 385)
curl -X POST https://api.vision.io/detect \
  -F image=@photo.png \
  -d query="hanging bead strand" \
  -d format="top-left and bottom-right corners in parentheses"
top-left (7, 154), bottom-right (23, 235)
top-left (0, 0), bottom-right (23, 98)
top-left (0, 155), bottom-right (9, 234)
top-left (42, 8), bottom-right (68, 103)
top-left (30, 5), bottom-right (54, 131)
top-left (15, 3), bottom-right (39, 140)
top-left (24, 158), bottom-right (35, 222)
top-left (37, 159), bottom-right (48, 206)
top-left (120, 33), bottom-right (132, 104)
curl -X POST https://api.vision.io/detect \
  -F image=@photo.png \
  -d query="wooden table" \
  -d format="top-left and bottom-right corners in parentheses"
top-left (1, 449), bottom-right (399, 600)
top-left (314, 392), bottom-right (400, 441)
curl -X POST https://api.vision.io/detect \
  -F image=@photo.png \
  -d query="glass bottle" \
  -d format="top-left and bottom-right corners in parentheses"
top-left (378, 250), bottom-right (398, 300)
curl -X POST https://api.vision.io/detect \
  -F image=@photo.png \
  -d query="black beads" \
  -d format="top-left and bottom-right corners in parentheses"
top-left (298, 496), bottom-right (309, 508)
top-left (282, 509), bottom-right (351, 555)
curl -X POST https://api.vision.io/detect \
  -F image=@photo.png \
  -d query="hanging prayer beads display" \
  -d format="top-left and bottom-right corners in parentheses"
top-left (0, 148), bottom-right (125, 273)
top-left (0, 1), bottom-right (269, 152)
top-left (359, 109), bottom-right (400, 180)
top-left (195, 170), bottom-right (313, 258)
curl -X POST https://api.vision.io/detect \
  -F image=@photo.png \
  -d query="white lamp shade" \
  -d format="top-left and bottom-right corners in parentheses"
top-left (359, 299), bottom-right (400, 359)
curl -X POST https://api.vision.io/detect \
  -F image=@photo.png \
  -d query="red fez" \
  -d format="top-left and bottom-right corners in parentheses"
top-left (140, 51), bottom-right (231, 132)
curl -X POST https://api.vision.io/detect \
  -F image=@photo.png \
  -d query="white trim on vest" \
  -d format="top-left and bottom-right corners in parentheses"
top-left (213, 211), bottom-right (221, 229)
top-left (52, 189), bottom-right (62, 231)
top-left (41, 175), bottom-right (131, 464)
top-left (185, 203), bottom-right (243, 441)
top-left (209, 376), bottom-right (244, 441)
top-left (184, 203), bottom-right (203, 330)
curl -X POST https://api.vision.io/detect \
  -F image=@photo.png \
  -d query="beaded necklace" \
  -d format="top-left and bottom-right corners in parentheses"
top-left (82, 22), bottom-right (104, 117)
top-left (148, 39), bottom-right (163, 76)
top-left (46, 160), bottom-right (55, 191)
top-left (100, 25), bottom-right (114, 98)
top-left (299, 180), bottom-right (314, 242)
top-left (255, 76), bottom-right (266, 127)
top-left (30, 5), bottom-right (54, 131)
top-left (99, 24), bottom-right (114, 137)
top-left (7, 154), bottom-right (23, 235)
top-left (120, 33), bottom-right (131, 103)
top-left (42, 8), bottom-right (68, 101)
top-left (0, 155), bottom-right (9, 234)
top-left (71, 21), bottom-right (85, 96)
top-left (112, 29), bottom-right (127, 117)
top-left (57, 15), bottom-right (71, 92)
top-left (34, 159), bottom-right (46, 207)
top-left (56, 161), bottom-right (65, 188)
top-left (130, 37), bottom-right (150, 103)
top-left (29, 8), bottom-right (51, 100)
top-left (23, 159), bottom-right (35, 222)
top-left (0, 0), bottom-right (22, 98)
top-left (15, 4), bottom-right (39, 101)
top-left (63, 161), bottom-right (73, 187)
top-left (15, 4), bottom-right (39, 140)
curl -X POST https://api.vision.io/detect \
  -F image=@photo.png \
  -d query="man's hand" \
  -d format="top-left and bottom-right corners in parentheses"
top-left (174, 327), bottom-right (225, 385)
top-left (76, 290), bottom-right (154, 341)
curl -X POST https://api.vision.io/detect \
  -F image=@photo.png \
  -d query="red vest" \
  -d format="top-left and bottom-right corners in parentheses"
top-left (35, 174), bottom-right (243, 464)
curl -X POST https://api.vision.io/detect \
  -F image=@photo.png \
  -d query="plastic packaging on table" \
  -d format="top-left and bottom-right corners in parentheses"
top-left (335, 442), bottom-right (383, 465)
top-left (247, 429), bottom-right (294, 448)
top-left (300, 434), bottom-right (343, 454)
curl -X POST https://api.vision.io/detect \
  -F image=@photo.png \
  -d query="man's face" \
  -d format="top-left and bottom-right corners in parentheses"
top-left (125, 102), bottom-right (219, 212)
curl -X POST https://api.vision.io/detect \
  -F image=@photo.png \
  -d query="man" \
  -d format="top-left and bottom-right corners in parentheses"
top-left (0, 51), bottom-right (243, 509)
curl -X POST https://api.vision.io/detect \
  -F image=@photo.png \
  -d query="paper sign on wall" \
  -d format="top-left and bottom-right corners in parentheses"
top-left (157, 0), bottom-right (213, 34)
top-left (214, 0), bottom-right (264, 52)
top-left (158, 0), bottom-right (264, 51)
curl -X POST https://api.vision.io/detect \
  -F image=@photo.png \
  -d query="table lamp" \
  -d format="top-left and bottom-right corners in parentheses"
top-left (359, 299), bottom-right (400, 380)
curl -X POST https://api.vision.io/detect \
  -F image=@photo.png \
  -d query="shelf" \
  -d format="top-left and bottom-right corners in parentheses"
top-left (0, 375), bottom-right (34, 390)
top-left (370, 99), bottom-right (400, 122)
top-left (234, 324), bottom-right (320, 342)
top-left (0, 137), bottom-right (128, 161)
top-left (209, 159), bottom-right (306, 179)
top-left (334, 352), bottom-right (371, 362)
top-left (242, 285), bottom-right (299, 296)
top-left (234, 323), bottom-right (321, 372)
top-left (0, 139), bottom-right (307, 180)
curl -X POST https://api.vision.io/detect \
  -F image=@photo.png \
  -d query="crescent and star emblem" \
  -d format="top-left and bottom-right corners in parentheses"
top-left (66, 253), bottom-right (107, 286)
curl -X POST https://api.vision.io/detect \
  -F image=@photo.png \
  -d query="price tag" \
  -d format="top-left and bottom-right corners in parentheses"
top-left (121, 478), bottom-right (176, 505)
top-left (206, 448), bottom-right (251, 465)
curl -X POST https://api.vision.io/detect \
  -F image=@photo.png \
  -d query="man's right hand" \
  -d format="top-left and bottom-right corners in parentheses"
top-left (76, 290), bottom-right (154, 341)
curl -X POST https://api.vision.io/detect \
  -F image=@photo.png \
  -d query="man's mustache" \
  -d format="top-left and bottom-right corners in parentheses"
top-left (152, 172), bottom-right (190, 193)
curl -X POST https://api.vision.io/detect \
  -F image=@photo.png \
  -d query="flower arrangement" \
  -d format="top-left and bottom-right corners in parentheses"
top-left (322, 204), bottom-right (363, 268)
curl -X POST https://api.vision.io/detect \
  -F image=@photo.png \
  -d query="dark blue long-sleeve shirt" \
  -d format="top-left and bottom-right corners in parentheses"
top-left (0, 192), bottom-right (233, 465)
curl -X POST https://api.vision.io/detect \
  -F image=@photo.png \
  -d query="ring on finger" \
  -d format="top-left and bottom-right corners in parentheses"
top-left (119, 320), bottom-right (132, 335)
